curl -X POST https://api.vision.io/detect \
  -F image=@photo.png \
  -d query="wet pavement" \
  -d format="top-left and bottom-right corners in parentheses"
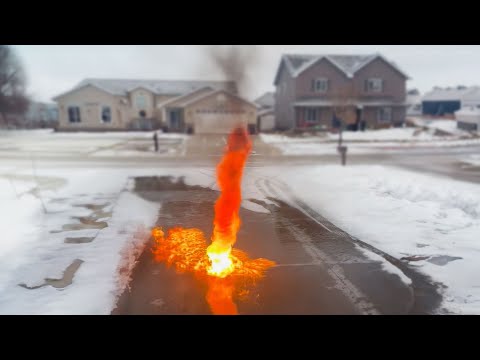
top-left (112, 176), bottom-right (443, 315)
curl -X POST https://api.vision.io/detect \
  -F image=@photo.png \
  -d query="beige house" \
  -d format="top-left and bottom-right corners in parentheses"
top-left (53, 79), bottom-right (257, 134)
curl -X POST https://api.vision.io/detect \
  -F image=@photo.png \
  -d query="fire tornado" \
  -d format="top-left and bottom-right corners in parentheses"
top-left (151, 127), bottom-right (275, 314)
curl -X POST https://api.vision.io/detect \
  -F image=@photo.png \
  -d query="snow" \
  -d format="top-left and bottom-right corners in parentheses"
top-left (241, 199), bottom-right (270, 214)
top-left (460, 155), bottom-right (480, 167)
top-left (260, 131), bottom-right (480, 156)
top-left (0, 164), bottom-right (213, 314)
top-left (260, 165), bottom-right (480, 314)
top-left (0, 130), bottom-right (188, 157)
top-left (356, 246), bottom-right (412, 286)
top-left (328, 128), bottom-right (435, 141)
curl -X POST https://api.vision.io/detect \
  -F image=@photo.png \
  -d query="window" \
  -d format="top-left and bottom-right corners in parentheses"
top-left (101, 106), bottom-right (111, 123)
top-left (68, 106), bottom-right (81, 123)
top-left (305, 108), bottom-right (319, 123)
top-left (377, 107), bottom-right (392, 123)
top-left (312, 78), bottom-right (329, 93)
top-left (366, 78), bottom-right (384, 93)
top-left (135, 93), bottom-right (147, 109)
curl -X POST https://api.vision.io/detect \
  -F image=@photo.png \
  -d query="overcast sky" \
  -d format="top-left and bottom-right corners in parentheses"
top-left (12, 45), bottom-right (480, 103)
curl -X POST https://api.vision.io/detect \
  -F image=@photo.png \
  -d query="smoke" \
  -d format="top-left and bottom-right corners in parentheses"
top-left (205, 45), bottom-right (261, 98)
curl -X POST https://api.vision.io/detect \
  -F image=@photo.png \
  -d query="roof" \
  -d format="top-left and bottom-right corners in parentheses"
top-left (180, 89), bottom-right (258, 108)
top-left (158, 87), bottom-right (214, 108)
top-left (422, 86), bottom-right (480, 102)
top-left (274, 54), bottom-right (410, 85)
top-left (258, 108), bottom-right (274, 117)
top-left (254, 92), bottom-right (275, 108)
top-left (53, 78), bottom-right (237, 100)
top-left (407, 93), bottom-right (422, 105)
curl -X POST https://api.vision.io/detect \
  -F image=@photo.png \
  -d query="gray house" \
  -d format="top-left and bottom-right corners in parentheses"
top-left (422, 86), bottom-right (480, 117)
top-left (273, 54), bottom-right (409, 131)
top-left (254, 92), bottom-right (275, 132)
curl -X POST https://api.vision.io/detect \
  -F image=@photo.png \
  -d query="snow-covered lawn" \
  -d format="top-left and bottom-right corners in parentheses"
top-left (260, 130), bottom-right (480, 156)
top-left (260, 165), bottom-right (480, 314)
top-left (0, 168), bottom-right (157, 314)
top-left (0, 165), bottom-right (214, 314)
top-left (0, 130), bottom-right (188, 157)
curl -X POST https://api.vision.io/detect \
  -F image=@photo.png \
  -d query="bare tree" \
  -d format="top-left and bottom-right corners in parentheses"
top-left (0, 45), bottom-right (29, 126)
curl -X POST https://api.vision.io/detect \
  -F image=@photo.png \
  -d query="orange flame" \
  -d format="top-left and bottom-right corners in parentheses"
top-left (151, 127), bottom-right (275, 315)
top-left (207, 127), bottom-right (252, 277)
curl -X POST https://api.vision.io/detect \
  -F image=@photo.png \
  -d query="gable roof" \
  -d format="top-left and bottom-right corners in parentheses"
top-left (53, 78), bottom-right (237, 101)
top-left (158, 87), bottom-right (214, 108)
top-left (274, 53), bottom-right (410, 85)
top-left (254, 92), bottom-right (275, 108)
top-left (181, 89), bottom-right (257, 108)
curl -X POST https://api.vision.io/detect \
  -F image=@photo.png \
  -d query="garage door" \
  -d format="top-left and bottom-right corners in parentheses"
top-left (194, 113), bottom-right (249, 134)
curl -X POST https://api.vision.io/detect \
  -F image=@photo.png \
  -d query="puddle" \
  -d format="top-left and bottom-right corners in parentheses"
top-left (55, 220), bottom-right (108, 232)
top-left (73, 203), bottom-right (110, 211)
top-left (401, 255), bottom-right (430, 262)
top-left (19, 259), bottom-right (84, 290)
top-left (134, 176), bottom-right (205, 192)
top-left (64, 237), bottom-right (95, 244)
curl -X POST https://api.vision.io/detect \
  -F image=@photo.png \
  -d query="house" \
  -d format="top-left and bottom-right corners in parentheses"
top-left (53, 79), bottom-right (257, 134)
top-left (254, 92), bottom-right (275, 132)
top-left (422, 86), bottom-right (480, 117)
top-left (455, 106), bottom-right (480, 131)
top-left (273, 53), bottom-right (409, 131)
top-left (406, 89), bottom-right (423, 117)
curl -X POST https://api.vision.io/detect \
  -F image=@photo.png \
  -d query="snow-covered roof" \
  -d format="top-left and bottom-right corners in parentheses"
top-left (54, 78), bottom-right (237, 100)
top-left (254, 92), bottom-right (275, 108)
top-left (407, 93), bottom-right (423, 105)
top-left (423, 86), bottom-right (480, 102)
top-left (274, 54), bottom-right (409, 85)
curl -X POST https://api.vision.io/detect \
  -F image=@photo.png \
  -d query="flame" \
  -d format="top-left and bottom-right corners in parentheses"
top-left (151, 127), bottom-right (275, 314)
top-left (207, 127), bottom-right (251, 277)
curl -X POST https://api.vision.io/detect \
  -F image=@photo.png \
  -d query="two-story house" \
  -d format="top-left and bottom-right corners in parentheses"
top-left (273, 54), bottom-right (409, 131)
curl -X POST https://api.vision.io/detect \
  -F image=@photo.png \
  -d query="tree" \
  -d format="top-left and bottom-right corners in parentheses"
top-left (0, 45), bottom-right (29, 125)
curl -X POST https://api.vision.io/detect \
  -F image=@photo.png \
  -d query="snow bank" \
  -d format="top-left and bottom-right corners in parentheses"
top-left (261, 165), bottom-right (480, 314)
